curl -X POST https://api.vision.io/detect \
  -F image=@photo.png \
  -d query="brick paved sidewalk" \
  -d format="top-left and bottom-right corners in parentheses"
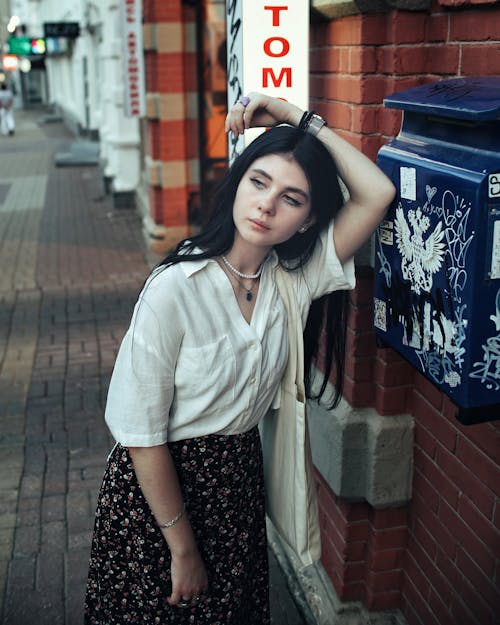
top-left (0, 109), bottom-right (308, 625)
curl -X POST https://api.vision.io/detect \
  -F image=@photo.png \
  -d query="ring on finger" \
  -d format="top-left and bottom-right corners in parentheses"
top-left (178, 600), bottom-right (191, 608)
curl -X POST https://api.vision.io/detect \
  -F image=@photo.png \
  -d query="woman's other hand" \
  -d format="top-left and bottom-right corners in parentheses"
top-left (127, 445), bottom-right (209, 608)
top-left (167, 546), bottom-right (208, 607)
top-left (225, 91), bottom-right (303, 136)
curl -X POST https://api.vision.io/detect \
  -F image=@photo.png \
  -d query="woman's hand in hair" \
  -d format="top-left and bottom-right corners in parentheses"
top-left (225, 92), bottom-right (303, 136)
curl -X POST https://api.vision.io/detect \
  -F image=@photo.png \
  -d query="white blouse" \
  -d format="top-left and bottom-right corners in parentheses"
top-left (105, 221), bottom-right (355, 445)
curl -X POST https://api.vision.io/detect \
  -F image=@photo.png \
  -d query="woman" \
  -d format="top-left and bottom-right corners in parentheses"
top-left (84, 92), bottom-right (395, 624)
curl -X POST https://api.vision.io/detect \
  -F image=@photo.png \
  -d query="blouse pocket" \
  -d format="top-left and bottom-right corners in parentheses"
top-left (174, 334), bottom-right (236, 413)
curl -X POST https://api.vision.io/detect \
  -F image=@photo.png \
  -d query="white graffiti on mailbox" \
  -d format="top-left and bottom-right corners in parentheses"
top-left (394, 204), bottom-right (445, 295)
top-left (469, 289), bottom-right (500, 391)
top-left (376, 186), bottom-right (474, 389)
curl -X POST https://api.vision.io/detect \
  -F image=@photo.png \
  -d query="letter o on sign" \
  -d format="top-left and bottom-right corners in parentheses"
top-left (263, 37), bottom-right (290, 58)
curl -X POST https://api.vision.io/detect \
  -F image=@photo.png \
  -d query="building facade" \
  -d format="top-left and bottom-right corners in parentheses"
top-left (29, 0), bottom-right (500, 623)
top-left (24, 1), bottom-right (144, 208)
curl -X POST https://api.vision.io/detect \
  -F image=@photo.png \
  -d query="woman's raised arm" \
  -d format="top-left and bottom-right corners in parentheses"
top-left (307, 121), bottom-right (396, 264)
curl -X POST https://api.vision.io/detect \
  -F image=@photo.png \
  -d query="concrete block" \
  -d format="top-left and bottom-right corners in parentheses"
top-left (312, 0), bottom-right (388, 19)
top-left (308, 375), bottom-right (413, 508)
top-left (366, 419), bottom-right (414, 508)
top-left (312, 0), bottom-right (431, 19)
top-left (385, 0), bottom-right (431, 8)
top-left (54, 141), bottom-right (99, 167)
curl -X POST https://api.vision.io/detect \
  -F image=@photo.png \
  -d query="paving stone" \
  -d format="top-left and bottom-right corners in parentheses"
top-left (16, 496), bottom-right (42, 527)
top-left (23, 446), bottom-right (45, 476)
top-left (67, 531), bottom-right (93, 551)
top-left (0, 530), bottom-right (14, 552)
top-left (65, 549), bottom-right (90, 625)
top-left (13, 526), bottom-right (39, 558)
top-left (41, 495), bottom-right (65, 523)
top-left (4, 590), bottom-right (64, 625)
top-left (66, 490), bottom-right (92, 524)
top-left (19, 474), bottom-right (43, 499)
top-left (0, 416), bottom-right (24, 442)
top-left (0, 560), bottom-right (8, 612)
top-left (37, 550), bottom-right (64, 591)
top-left (6, 555), bottom-right (36, 591)
top-left (40, 521), bottom-right (66, 553)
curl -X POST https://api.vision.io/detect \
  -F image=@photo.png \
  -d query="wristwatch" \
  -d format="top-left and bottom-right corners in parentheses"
top-left (306, 114), bottom-right (326, 137)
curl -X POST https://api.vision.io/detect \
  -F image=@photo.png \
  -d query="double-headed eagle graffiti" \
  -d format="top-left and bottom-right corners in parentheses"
top-left (394, 205), bottom-right (446, 295)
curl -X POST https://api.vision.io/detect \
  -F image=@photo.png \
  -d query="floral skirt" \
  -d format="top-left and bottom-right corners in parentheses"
top-left (84, 427), bottom-right (270, 625)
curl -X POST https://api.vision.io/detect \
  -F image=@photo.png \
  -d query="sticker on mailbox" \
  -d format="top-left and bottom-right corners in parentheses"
top-left (400, 166), bottom-right (416, 201)
top-left (491, 220), bottom-right (500, 280)
top-left (379, 227), bottom-right (393, 245)
top-left (489, 174), bottom-right (500, 199)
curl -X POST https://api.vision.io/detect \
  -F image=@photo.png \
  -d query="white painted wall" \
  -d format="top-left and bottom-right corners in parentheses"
top-left (36, 0), bottom-right (143, 195)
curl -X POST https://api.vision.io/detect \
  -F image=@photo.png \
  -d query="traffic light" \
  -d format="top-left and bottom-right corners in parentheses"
top-left (7, 36), bottom-right (46, 55)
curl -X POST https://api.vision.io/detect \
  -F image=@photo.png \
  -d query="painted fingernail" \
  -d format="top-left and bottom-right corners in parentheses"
top-left (239, 95), bottom-right (250, 107)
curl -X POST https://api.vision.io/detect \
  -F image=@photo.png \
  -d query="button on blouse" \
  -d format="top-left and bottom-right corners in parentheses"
top-left (105, 221), bottom-right (355, 446)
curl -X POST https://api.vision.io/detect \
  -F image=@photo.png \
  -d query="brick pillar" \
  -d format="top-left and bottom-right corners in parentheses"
top-left (316, 471), bottom-right (409, 611)
top-left (309, 10), bottom-right (414, 614)
top-left (142, 0), bottom-right (198, 252)
top-left (343, 267), bottom-right (379, 407)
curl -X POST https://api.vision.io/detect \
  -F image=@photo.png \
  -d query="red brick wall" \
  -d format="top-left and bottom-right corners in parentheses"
top-left (406, 375), bottom-right (500, 625)
top-left (310, 3), bottom-right (500, 623)
top-left (316, 471), bottom-right (409, 611)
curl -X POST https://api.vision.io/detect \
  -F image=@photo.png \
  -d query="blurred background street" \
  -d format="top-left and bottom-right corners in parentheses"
top-left (0, 108), bottom-right (308, 625)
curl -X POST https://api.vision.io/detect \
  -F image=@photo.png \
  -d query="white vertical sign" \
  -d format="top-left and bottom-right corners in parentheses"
top-left (119, 0), bottom-right (146, 117)
top-left (226, 0), bottom-right (310, 162)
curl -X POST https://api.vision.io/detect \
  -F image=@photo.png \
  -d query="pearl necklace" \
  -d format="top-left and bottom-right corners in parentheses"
top-left (221, 255), bottom-right (263, 279)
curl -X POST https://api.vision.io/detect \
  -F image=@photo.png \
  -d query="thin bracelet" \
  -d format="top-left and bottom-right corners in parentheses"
top-left (298, 110), bottom-right (315, 131)
top-left (158, 503), bottom-right (186, 529)
top-left (298, 111), bottom-right (309, 130)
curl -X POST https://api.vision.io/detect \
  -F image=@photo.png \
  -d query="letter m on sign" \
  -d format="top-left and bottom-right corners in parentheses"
top-left (262, 67), bottom-right (292, 88)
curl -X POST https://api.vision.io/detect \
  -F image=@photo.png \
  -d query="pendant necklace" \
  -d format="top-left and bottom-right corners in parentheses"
top-left (226, 270), bottom-right (258, 302)
top-left (221, 255), bottom-right (262, 301)
top-left (234, 276), bottom-right (258, 301)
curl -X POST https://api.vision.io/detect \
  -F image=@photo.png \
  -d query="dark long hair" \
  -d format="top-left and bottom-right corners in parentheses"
top-left (158, 126), bottom-right (349, 407)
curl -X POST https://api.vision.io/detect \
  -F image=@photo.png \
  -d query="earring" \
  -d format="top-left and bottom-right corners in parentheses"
top-left (298, 225), bottom-right (308, 234)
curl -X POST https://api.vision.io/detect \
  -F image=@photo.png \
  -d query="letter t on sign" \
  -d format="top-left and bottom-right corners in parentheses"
top-left (264, 6), bottom-right (289, 26)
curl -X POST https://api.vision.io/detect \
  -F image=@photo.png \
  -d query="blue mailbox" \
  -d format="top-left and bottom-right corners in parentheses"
top-left (374, 77), bottom-right (500, 424)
